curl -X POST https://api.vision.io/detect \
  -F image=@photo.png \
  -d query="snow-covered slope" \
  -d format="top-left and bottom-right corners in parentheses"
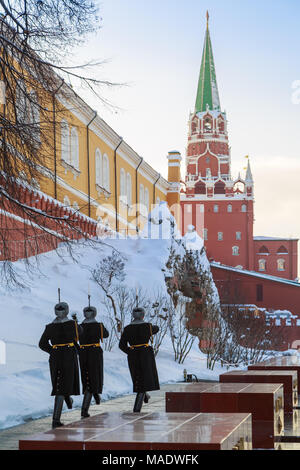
top-left (0, 203), bottom-right (223, 430)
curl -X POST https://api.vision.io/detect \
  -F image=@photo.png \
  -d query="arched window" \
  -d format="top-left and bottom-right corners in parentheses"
top-left (259, 246), bottom-right (269, 254)
top-left (95, 148), bottom-right (102, 186)
top-left (227, 204), bottom-right (232, 213)
top-left (61, 120), bottom-right (70, 163)
top-left (218, 232), bottom-right (223, 241)
top-left (195, 182), bottom-right (206, 195)
top-left (28, 90), bottom-right (40, 143)
top-left (70, 127), bottom-right (79, 169)
top-left (217, 117), bottom-right (225, 133)
top-left (241, 204), bottom-right (247, 212)
top-left (103, 154), bottom-right (110, 191)
top-left (144, 187), bottom-right (149, 214)
top-left (277, 259), bottom-right (285, 271)
top-left (232, 246), bottom-right (239, 256)
top-left (139, 183), bottom-right (145, 215)
top-left (120, 168), bottom-right (126, 203)
top-left (16, 79), bottom-right (28, 122)
top-left (236, 232), bottom-right (242, 241)
top-left (214, 181), bottom-right (226, 194)
top-left (277, 245), bottom-right (288, 254)
top-left (214, 204), bottom-right (219, 213)
top-left (258, 259), bottom-right (266, 271)
top-left (204, 116), bottom-right (212, 132)
top-left (126, 173), bottom-right (132, 206)
top-left (191, 118), bottom-right (198, 135)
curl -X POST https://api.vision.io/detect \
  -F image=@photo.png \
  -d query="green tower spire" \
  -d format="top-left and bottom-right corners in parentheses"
top-left (195, 12), bottom-right (221, 113)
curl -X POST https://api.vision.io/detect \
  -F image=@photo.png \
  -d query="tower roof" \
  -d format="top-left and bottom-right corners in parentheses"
top-left (245, 159), bottom-right (253, 184)
top-left (195, 12), bottom-right (221, 113)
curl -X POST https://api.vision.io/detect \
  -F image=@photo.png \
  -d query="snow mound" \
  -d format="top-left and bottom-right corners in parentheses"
top-left (140, 201), bottom-right (181, 239)
top-left (183, 225), bottom-right (204, 251)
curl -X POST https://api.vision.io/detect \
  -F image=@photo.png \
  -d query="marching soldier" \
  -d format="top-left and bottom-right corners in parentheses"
top-left (38, 302), bottom-right (81, 428)
top-left (119, 307), bottom-right (160, 412)
top-left (79, 306), bottom-right (109, 418)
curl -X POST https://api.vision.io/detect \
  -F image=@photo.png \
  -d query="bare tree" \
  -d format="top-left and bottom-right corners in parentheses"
top-left (163, 242), bottom-right (221, 364)
top-left (147, 289), bottom-right (170, 357)
top-left (0, 1), bottom-right (120, 286)
top-left (91, 250), bottom-right (127, 342)
top-left (168, 293), bottom-right (196, 364)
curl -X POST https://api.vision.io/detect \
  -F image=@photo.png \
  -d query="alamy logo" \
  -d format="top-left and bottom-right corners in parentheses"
top-left (0, 340), bottom-right (6, 365)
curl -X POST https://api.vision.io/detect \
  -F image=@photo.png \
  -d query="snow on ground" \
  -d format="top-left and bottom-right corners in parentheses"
top-left (0, 203), bottom-right (251, 429)
top-left (0, 235), bottom-right (222, 430)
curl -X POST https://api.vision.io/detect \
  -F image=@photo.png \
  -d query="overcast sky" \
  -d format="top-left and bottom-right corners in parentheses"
top-left (71, 0), bottom-right (300, 269)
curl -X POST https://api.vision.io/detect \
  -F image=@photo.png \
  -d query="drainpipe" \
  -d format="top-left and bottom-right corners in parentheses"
top-left (153, 173), bottom-right (160, 205)
top-left (86, 111), bottom-right (97, 217)
top-left (52, 79), bottom-right (64, 200)
top-left (114, 138), bottom-right (123, 233)
top-left (135, 157), bottom-right (143, 232)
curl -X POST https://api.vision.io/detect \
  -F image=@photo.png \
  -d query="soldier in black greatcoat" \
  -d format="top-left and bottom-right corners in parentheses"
top-left (119, 307), bottom-right (160, 412)
top-left (78, 306), bottom-right (109, 418)
top-left (39, 302), bottom-right (81, 428)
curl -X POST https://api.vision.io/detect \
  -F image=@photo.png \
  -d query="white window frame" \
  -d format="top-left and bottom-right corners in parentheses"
top-left (95, 148), bottom-right (102, 186)
top-left (139, 183), bottom-right (145, 216)
top-left (144, 187), bottom-right (149, 215)
top-left (61, 119), bottom-right (70, 164)
top-left (258, 259), bottom-right (266, 271)
top-left (126, 172), bottom-right (132, 206)
top-left (120, 168), bottom-right (126, 204)
top-left (232, 246), bottom-right (239, 256)
top-left (70, 127), bottom-right (79, 170)
top-left (277, 259), bottom-right (286, 271)
top-left (103, 154), bottom-right (110, 192)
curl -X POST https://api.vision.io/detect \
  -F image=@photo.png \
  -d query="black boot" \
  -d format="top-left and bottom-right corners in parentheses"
top-left (64, 395), bottom-right (73, 409)
top-left (81, 391), bottom-right (92, 418)
top-left (93, 393), bottom-right (101, 405)
top-left (52, 395), bottom-right (64, 429)
top-left (133, 393), bottom-right (145, 412)
top-left (144, 393), bottom-right (150, 404)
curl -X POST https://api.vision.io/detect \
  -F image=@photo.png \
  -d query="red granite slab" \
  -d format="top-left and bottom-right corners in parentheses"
top-left (85, 412), bottom-right (252, 451)
top-left (220, 370), bottom-right (297, 413)
top-left (19, 412), bottom-right (252, 451)
top-left (249, 357), bottom-right (300, 396)
top-left (166, 382), bottom-right (283, 449)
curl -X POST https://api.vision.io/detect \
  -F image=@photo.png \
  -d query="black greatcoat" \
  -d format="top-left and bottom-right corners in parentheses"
top-left (119, 322), bottom-right (160, 393)
top-left (39, 320), bottom-right (80, 396)
top-left (78, 322), bottom-right (109, 394)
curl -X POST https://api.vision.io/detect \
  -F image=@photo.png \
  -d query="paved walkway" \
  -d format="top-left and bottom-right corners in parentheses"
top-left (0, 384), bottom-right (181, 450)
top-left (1, 381), bottom-right (299, 451)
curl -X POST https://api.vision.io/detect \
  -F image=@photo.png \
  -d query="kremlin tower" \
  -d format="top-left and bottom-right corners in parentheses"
top-left (180, 12), bottom-right (255, 271)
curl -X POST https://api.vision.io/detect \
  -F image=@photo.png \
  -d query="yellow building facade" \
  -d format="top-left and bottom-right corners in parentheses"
top-left (31, 83), bottom-right (173, 236)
